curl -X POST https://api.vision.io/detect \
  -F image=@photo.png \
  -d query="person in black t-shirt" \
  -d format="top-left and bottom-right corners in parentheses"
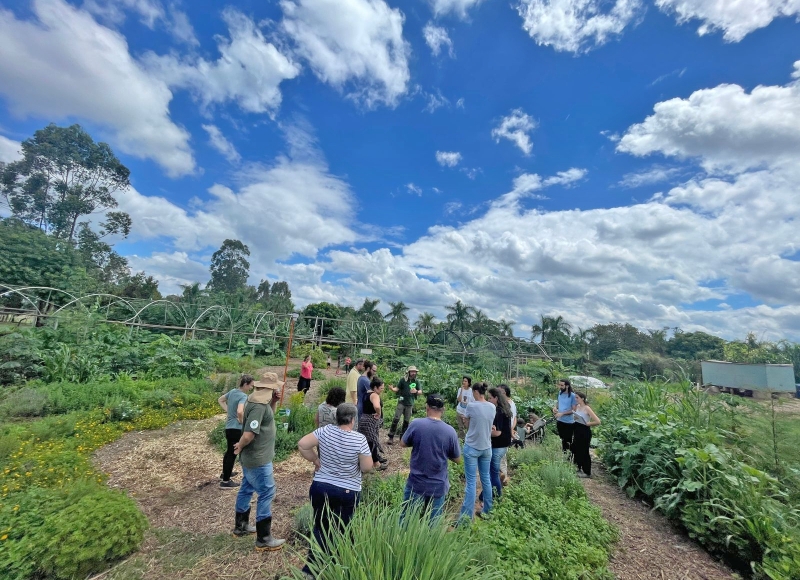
top-left (487, 387), bottom-right (512, 499)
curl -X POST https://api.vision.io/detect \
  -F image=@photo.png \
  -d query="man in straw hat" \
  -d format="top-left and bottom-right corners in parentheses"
top-left (232, 372), bottom-right (286, 551)
top-left (387, 365), bottom-right (422, 445)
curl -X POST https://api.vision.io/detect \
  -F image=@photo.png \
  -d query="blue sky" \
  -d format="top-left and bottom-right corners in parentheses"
top-left (1, 0), bottom-right (800, 340)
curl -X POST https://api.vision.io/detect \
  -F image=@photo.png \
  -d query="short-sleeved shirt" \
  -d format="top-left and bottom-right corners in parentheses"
top-left (508, 399), bottom-right (517, 426)
top-left (313, 425), bottom-right (371, 491)
top-left (301, 361), bottom-right (313, 379)
top-left (402, 418), bottom-right (460, 497)
top-left (396, 377), bottom-right (422, 406)
top-left (464, 401), bottom-right (496, 450)
top-left (224, 388), bottom-right (248, 430)
top-left (317, 403), bottom-right (337, 428)
top-left (240, 402), bottom-right (276, 468)
top-left (491, 407), bottom-right (512, 448)
top-left (456, 387), bottom-right (475, 416)
top-left (557, 391), bottom-right (577, 424)
top-left (357, 375), bottom-right (370, 415)
top-left (346, 368), bottom-right (360, 401)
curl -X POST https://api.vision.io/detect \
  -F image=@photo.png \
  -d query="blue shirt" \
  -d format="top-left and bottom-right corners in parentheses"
top-left (357, 375), bottom-right (370, 416)
top-left (557, 391), bottom-right (577, 424)
top-left (402, 418), bottom-right (460, 497)
top-left (225, 389), bottom-right (248, 429)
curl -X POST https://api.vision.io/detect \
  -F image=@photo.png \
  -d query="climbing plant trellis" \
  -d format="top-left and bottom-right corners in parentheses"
top-left (0, 284), bottom-right (570, 366)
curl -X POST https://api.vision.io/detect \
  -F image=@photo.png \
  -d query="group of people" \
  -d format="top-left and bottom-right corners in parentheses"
top-left (553, 379), bottom-right (602, 477)
top-left (215, 364), bottom-right (601, 577)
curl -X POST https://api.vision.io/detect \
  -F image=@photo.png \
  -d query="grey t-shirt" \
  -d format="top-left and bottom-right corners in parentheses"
top-left (225, 389), bottom-right (248, 430)
top-left (317, 403), bottom-right (337, 428)
top-left (464, 401), bottom-right (496, 450)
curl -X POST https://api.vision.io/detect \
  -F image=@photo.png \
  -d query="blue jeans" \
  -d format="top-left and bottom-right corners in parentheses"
top-left (490, 447), bottom-right (507, 498)
top-left (401, 481), bottom-right (446, 522)
top-left (235, 463), bottom-right (276, 523)
top-left (458, 444), bottom-right (492, 521)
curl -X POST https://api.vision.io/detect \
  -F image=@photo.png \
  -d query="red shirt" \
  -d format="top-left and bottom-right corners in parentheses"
top-left (301, 361), bottom-right (313, 379)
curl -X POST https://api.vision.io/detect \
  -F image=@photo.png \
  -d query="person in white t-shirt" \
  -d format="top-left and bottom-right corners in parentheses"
top-left (455, 375), bottom-right (474, 439)
top-left (297, 403), bottom-right (373, 576)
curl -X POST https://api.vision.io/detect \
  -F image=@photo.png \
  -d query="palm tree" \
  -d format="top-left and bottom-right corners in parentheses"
top-left (415, 312), bottom-right (436, 335)
top-left (357, 298), bottom-right (383, 323)
top-left (180, 282), bottom-right (204, 303)
top-left (498, 319), bottom-right (515, 337)
top-left (445, 300), bottom-right (474, 333)
top-left (471, 309), bottom-right (490, 333)
top-left (531, 314), bottom-right (572, 344)
top-left (385, 301), bottom-right (410, 328)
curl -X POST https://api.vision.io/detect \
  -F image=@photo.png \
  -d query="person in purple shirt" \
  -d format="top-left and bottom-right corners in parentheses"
top-left (400, 393), bottom-right (461, 521)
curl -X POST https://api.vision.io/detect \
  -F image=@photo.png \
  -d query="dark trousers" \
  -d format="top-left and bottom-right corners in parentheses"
top-left (556, 420), bottom-right (574, 456)
top-left (303, 480), bottom-right (360, 574)
top-left (388, 402), bottom-right (413, 439)
top-left (298, 377), bottom-right (311, 393)
top-left (573, 423), bottom-right (593, 476)
top-left (222, 428), bottom-right (242, 481)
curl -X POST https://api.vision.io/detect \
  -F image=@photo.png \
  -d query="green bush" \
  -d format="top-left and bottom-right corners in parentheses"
top-left (290, 501), bottom-right (501, 580)
top-left (318, 377), bottom-right (346, 400)
top-left (360, 472), bottom-right (407, 509)
top-left (474, 464), bottom-right (617, 579)
top-left (105, 398), bottom-right (142, 422)
top-left (208, 419), bottom-right (227, 453)
top-left (0, 484), bottom-right (148, 580)
top-left (292, 344), bottom-right (328, 369)
top-left (600, 381), bottom-right (800, 578)
top-left (274, 429), bottom-right (302, 462)
top-left (292, 501), bottom-right (313, 540)
top-left (0, 387), bottom-right (49, 417)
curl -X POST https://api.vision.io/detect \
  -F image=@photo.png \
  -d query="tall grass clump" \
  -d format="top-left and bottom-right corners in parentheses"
top-left (290, 502), bottom-right (501, 580)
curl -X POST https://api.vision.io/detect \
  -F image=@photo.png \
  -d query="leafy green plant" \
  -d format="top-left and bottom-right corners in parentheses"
top-left (0, 387), bottom-right (49, 418)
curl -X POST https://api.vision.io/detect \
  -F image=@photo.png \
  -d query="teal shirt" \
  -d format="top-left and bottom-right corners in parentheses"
top-left (225, 389), bottom-right (248, 430)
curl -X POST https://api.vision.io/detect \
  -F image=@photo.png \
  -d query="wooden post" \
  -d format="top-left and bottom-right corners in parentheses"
top-left (280, 314), bottom-right (298, 407)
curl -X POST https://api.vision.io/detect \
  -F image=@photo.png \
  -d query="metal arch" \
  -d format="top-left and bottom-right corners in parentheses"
top-left (430, 329), bottom-right (468, 354)
top-left (125, 299), bottom-right (189, 329)
top-left (0, 284), bottom-right (48, 315)
top-left (189, 304), bottom-right (235, 332)
top-left (51, 293), bottom-right (138, 317)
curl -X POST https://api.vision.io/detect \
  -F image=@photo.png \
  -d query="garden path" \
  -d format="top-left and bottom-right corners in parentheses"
top-left (580, 458), bottom-right (740, 580)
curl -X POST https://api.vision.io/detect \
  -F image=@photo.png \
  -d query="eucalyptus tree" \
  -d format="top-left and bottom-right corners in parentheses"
top-left (207, 239), bottom-right (250, 294)
top-left (1, 124), bottom-right (131, 242)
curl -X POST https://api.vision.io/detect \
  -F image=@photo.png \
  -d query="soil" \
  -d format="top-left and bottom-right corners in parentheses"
top-left (580, 457), bottom-right (740, 580)
top-left (91, 363), bottom-right (741, 580)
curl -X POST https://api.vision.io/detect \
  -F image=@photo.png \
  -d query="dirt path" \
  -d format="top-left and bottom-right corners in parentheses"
top-left (581, 459), bottom-right (739, 580)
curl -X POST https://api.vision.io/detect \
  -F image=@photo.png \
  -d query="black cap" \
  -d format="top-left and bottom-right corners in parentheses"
top-left (426, 393), bottom-right (445, 409)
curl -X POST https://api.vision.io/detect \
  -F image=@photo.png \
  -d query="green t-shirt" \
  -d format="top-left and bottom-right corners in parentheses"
top-left (396, 377), bottom-right (422, 406)
top-left (240, 402), bottom-right (276, 468)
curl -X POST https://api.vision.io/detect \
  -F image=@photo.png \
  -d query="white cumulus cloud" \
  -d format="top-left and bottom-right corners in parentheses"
top-left (0, 135), bottom-right (22, 163)
top-left (429, 0), bottom-right (486, 18)
top-left (0, 0), bottom-right (195, 176)
top-left (202, 125), bottom-right (240, 164)
top-left (617, 61), bottom-right (800, 173)
top-left (144, 9), bottom-right (300, 116)
top-left (492, 108), bottom-right (537, 155)
top-left (83, 0), bottom-right (198, 45)
top-left (423, 22), bottom-right (454, 57)
top-left (516, 0), bottom-right (642, 53)
top-left (280, 0), bottom-right (411, 108)
top-left (436, 151), bottom-right (462, 167)
top-left (656, 0), bottom-right (800, 42)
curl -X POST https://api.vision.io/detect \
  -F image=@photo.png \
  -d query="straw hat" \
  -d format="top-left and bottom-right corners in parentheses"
top-left (407, 365), bottom-right (419, 373)
top-left (249, 372), bottom-right (282, 403)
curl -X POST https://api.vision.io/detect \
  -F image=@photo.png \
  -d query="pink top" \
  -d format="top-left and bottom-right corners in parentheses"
top-left (301, 361), bottom-right (313, 379)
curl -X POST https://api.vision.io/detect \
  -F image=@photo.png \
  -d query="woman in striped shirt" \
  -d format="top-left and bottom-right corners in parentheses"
top-left (297, 403), bottom-right (373, 576)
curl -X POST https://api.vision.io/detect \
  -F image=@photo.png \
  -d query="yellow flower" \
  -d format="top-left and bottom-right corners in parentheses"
top-left (1, 534), bottom-right (7, 541)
